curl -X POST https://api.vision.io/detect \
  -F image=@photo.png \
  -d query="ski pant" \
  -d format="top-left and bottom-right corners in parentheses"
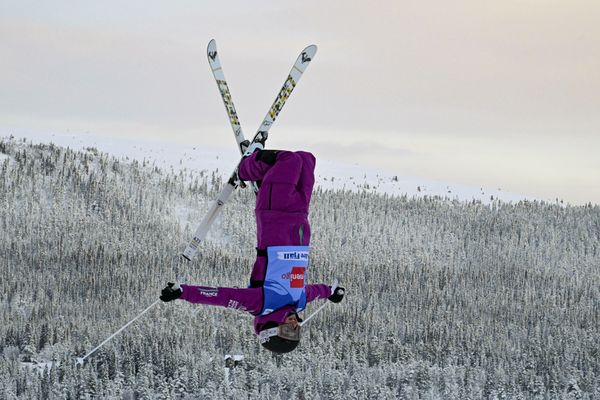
top-left (238, 150), bottom-right (316, 287)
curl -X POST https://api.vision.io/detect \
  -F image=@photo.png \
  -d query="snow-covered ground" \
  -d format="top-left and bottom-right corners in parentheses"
top-left (1, 128), bottom-right (529, 204)
top-left (315, 158), bottom-right (527, 203)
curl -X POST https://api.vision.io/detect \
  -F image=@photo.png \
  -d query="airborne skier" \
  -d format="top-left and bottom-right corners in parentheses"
top-left (160, 145), bottom-right (345, 353)
top-left (75, 41), bottom-right (341, 363)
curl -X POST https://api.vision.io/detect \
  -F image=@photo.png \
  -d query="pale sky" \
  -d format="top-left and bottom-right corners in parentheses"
top-left (1, 0), bottom-right (599, 204)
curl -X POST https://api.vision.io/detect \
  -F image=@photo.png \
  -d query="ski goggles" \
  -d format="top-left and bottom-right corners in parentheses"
top-left (258, 323), bottom-right (301, 343)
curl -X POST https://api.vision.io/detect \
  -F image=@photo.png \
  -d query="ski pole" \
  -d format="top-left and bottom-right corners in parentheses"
top-left (299, 301), bottom-right (329, 327)
top-left (300, 279), bottom-right (339, 327)
top-left (76, 300), bottom-right (160, 365)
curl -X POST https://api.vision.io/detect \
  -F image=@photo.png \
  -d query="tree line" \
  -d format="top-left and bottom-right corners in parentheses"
top-left (1, 137), bottom-right (599, 399)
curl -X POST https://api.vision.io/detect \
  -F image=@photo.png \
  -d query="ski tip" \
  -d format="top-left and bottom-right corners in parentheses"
top-left (303, 44), bottom-right (318, 58)
top-left (207, 39), bottom-right (218, 64)
top-left (296, 45), bottom-right (317, 67)
top-left (207, 39), bottom-right (217, 53)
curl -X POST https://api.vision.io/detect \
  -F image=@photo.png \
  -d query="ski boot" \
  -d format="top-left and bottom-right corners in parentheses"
top-left (240, 140), bottom-right (264, 158)
top-left (232, 140), bottom-right (264, 189)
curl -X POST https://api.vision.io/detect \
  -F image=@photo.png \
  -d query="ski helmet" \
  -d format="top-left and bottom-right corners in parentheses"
top-left (259, 322), bottom-right (300, 354)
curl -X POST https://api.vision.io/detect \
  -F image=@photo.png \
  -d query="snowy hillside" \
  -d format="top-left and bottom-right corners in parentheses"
top-left (2, 129), bottom-right (529, 204)
top-left (1, 136), bottom-right (599, 398)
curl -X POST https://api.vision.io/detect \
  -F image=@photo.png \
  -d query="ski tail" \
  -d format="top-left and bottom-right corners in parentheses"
top-left (182, 183), bottom-right (234, 260)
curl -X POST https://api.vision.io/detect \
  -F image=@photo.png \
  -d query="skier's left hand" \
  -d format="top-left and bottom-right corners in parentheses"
top-left (160, 282), bottom-right (182, 302)
top-left (328, 287), bottom-right (345, 303)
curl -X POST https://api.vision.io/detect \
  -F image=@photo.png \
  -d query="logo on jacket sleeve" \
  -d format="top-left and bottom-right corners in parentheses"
top-left (197, 287), bottom-right (218, 297)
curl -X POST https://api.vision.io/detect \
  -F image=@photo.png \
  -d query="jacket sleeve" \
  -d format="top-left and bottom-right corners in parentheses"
top-left (179, 284), bottom-right (263, 314)
top-left (305, 284), bottom-right (332, 303)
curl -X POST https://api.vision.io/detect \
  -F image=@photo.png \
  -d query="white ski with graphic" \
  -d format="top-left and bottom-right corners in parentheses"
top-left (182, 42), bottom-right (317, 261)
top-left (207, 39), bottom-right (247, 151)
top-left (249, 44), bottom-right (317, 147)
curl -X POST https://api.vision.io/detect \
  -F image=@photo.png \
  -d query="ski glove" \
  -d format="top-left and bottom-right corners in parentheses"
top-left (160, 282), bottom-right (182, 302)
top-left (328, 287), bottom-right (345, 303)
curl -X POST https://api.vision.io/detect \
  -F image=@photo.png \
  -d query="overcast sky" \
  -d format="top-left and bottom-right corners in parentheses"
top-left (1, 0), bottom-right (599, 204)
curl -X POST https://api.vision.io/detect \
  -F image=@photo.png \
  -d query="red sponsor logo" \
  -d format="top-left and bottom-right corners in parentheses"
top-left (289, 267), bottom-right (305, 288)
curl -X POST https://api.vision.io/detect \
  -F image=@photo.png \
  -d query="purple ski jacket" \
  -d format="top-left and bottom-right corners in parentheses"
top-left (179, 150), bottom-right (331, 333)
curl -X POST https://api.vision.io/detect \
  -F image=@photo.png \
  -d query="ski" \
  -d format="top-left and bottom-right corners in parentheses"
top-left (207, 39), bottom-right (247, 152)
top-left (182, 42), bottom-right (318, 261)
top-left (247, 43), bottom-right (317, 149)
top-left (208, 39), bottom-right (263, 194)
top-left (207, 39), bottom-right (318, 154)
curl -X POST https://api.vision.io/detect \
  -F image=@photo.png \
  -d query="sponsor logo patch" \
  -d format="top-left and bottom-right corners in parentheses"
top-left (198, 287), bottom-right (218, 297)
top-left (277, 251), bottom-right (309, 261)
top-left (290, 267), bottom-right (305, 288)
top-left (227, 300), bottom-right (246, 311)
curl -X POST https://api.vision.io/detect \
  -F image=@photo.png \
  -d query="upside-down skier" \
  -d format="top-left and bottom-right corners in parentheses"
top-left (160, 144), bottom-right (345, 354)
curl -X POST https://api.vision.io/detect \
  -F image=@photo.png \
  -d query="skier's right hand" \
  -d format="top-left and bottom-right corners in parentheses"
top-left (160, 282), bottom-right (182, 302)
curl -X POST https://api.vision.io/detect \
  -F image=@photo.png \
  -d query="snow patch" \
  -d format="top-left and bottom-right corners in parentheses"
top-left (1, 128), bottom-right (238, 177)
top-left (3, 129), bottom-right (532, 204)
top-left (173, 203), bottom-right (206, 232)
top-left (315, 158), bottom-right (528, 204)
top-left (173, 202), bottom-right (233, 246)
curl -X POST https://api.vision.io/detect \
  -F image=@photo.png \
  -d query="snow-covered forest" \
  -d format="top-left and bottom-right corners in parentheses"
top-left (1, 136), bottom-right (599, 399)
